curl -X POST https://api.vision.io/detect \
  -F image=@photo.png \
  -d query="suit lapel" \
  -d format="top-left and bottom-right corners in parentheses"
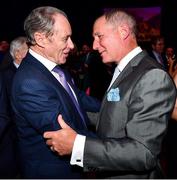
top-left (24, 53), bottom-right (70, 96)
top-left (100, 51), bottom-right (148, 115)
top-left (25, 54), bottom-right (87, 121)
top-left (112, 51), bottom-right (146, 88)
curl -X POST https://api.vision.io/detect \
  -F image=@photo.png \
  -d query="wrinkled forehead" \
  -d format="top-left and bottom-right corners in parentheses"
top-left (54, 14), bottom-right (71, 31)
top-left (52, 22), bottom-right (71, 40)
top-left (94, 16), bottom-right (106, 28)
top-left (93, 16), bottom-right (112, 36)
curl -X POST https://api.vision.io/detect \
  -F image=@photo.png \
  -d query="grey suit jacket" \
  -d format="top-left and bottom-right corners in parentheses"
top-left (83, 50), bottom-right (176, 178)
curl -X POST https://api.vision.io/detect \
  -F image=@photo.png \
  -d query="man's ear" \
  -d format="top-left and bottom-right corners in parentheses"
top-left (34, 32), bottom-right (47, 47)
top-left (118, 24), bottom-right (129, 40)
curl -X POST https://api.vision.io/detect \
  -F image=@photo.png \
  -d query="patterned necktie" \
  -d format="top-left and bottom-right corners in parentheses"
top-left (52, 66), bottom-right (86, 127)
top-left (107, 66), bottom-right (121, 91)
top-left (158, 54), bottom-right (164, 65)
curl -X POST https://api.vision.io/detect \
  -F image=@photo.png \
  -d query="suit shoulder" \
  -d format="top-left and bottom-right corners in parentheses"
top-left (137, 52), bottom-right (164, 73)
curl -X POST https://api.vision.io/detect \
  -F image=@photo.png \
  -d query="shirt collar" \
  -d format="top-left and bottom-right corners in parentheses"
top-left (13, 61), bottom-right (19, 68)
top-left (117, 46), bottom-right (142, 72)
top-left (29, 49), bottom-right (57, 72)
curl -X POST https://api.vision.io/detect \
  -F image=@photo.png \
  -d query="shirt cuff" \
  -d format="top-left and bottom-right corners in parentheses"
top-left (70, 134), bottom-right (86, 167)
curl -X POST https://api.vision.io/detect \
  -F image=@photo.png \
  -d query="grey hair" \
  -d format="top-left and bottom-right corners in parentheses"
top-left (24, 6), bottom-right (67, 46)
top-left (10, 36), bottom-right (27, 59)
top-left (104, 9), bottom-right (137, 38)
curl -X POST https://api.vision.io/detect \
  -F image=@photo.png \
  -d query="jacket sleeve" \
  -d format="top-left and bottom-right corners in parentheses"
top-left (11, 78), bottom-right (62, 134)
top-left (78, 90), bottom-right (101, 112)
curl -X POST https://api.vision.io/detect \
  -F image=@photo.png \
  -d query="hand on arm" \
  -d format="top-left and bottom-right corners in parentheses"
top-left (43, 114), bottom-right (77, 155)
top-left (168, 57), bottom-right (175, 77)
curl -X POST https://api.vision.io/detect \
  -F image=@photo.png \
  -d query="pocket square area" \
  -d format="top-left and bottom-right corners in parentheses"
top-left (107, 87), bottom-right (120, 101)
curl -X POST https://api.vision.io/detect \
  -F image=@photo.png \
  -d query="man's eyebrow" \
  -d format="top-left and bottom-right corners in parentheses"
top-left (94, 32), bottom-right (100, 36)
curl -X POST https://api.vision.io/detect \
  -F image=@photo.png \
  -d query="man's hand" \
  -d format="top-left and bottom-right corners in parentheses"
top-left (43, 114), bottom-right (77, 155)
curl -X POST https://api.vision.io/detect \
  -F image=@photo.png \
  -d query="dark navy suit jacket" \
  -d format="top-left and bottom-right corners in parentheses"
top-left (11, 53), bottom-right (100, 178)
top-left (0, 72), bottom-right (18, 178)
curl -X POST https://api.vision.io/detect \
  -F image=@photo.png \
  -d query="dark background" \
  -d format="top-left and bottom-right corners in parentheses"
top-left (0, 0), bottom-right (177, 49)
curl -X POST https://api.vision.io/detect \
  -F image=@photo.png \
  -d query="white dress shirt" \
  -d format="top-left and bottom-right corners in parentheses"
top-left (71, 46), bottom-right (142, 167)
top-left (29, 49), bottom-right (78, 101)
top-left (29, 49), bottom-right (57, 72)
top-left (13, 61), bottom-right (20, 68)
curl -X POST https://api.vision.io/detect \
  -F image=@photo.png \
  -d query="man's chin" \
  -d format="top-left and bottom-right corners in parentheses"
top-left (102, 58), bottom-right (110, 64)
top-left (61, 58), bottom-right (67, 64)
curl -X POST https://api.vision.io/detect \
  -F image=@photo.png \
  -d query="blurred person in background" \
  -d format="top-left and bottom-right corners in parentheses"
top-left (0, 40), bottom-right (9, 65)
top-left (2, 36), bottom-right (28, 98)
top-left (165, 46), bottom-right (176, 77)
top-left (0, 72), bottom-right (19, 178)
top-left (148, 36), bottom-right (168, 71)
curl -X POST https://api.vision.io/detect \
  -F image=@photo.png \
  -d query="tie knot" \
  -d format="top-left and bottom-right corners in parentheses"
top-left (52, 65), bottom-right (64, 77)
